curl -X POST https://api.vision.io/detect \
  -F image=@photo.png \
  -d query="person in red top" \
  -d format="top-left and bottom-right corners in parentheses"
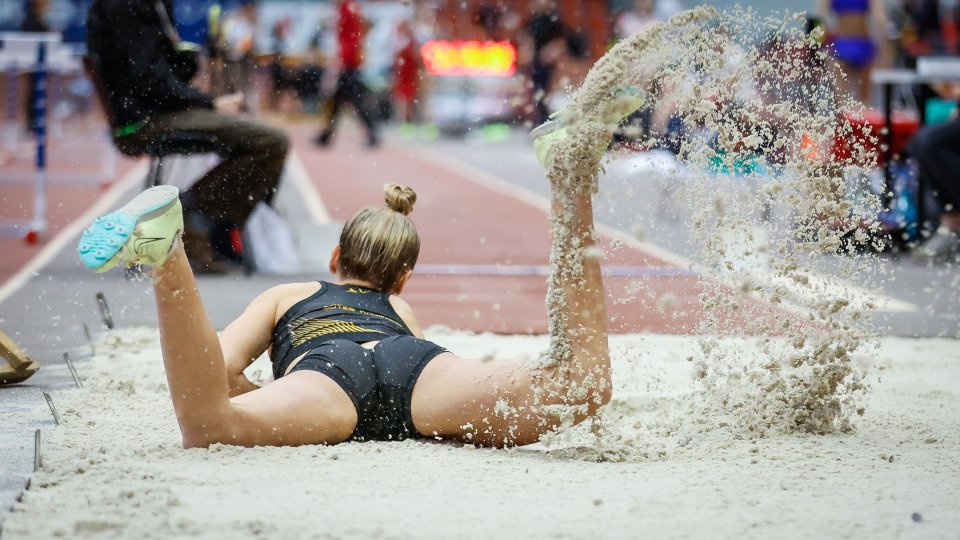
top-left (392, 21), bottom-right (420, 124)
top-left (315, 0), bottom-right (379, 148)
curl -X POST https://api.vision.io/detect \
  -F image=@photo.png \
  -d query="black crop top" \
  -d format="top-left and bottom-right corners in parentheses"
top-left (270, 281), bottom-right (413, 374)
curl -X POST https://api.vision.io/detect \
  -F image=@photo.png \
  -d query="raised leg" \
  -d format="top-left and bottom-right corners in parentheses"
top-left (79, 186), bottom-right (356, 448)
top-left (410, 187), bottom-right (611, 447)
top-left (150, 245), bottom-right (357, 448)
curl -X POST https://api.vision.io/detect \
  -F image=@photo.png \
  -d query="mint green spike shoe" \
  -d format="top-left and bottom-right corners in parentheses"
top-left (530, 89), bottom-right (648, 169)
top-left (78, 185), bottom-right (183, 273)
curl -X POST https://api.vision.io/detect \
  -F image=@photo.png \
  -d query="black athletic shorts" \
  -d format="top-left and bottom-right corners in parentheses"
top-left (286, 336), bottom-right (448, 441)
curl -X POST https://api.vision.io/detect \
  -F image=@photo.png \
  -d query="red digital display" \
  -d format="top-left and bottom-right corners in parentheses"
top-left (420, 40), bottom-right (517, 77)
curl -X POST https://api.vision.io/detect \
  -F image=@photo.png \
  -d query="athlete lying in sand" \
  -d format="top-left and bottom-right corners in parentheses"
top-left (77, 152), bottom-right (610, 448)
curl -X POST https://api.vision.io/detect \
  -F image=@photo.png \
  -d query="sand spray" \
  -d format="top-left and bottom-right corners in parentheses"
top-left (534, 7), bottom-right (883, 459)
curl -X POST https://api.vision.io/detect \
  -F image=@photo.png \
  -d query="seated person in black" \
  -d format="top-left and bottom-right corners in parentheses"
top-left (78, 182), bottom-right (611, 448)
top-left (86, 0), bottom-right (289, 272)
top-left (910, 115), bottom-right (960, 262)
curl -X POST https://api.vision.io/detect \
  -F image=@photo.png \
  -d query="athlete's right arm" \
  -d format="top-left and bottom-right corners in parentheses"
top-left (220, 284), bottom-right (299, 397)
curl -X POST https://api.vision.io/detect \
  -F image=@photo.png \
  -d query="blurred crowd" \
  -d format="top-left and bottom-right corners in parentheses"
top-left (7, 0), bottom-right (960, 262)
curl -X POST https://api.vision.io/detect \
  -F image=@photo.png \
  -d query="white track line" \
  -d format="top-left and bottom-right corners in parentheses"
top-left (407, 144), bottom-right (915, 314)
top-left (0, 151), bottom-right (329, 306)
top-left (0, 160), bottom-right (149, 305)
top-left (285, 151), bottom-right (330, 225)
top-left (416, 264), bottom-right (696, 277)
top-left (406, 144), bottom-right (698, 271)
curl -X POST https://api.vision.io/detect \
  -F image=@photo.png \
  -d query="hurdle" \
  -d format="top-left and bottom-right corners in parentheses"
top-left (0, 32), bottom-right (77, 244)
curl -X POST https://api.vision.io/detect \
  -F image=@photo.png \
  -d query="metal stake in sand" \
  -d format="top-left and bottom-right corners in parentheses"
top-left (63, 352), bottom-right (82, 388)
top-left (42, 392), bottom-right (60, 425)
top-left (33, 429), bottom-right (41, 472)
top-left (95, 292), bottom-right (114, 330)
top-left (82, 322), bottom-right (96, 355)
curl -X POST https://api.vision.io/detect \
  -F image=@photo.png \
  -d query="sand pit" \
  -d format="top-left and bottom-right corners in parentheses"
top-left (4, 327), bottom-right (958, 539)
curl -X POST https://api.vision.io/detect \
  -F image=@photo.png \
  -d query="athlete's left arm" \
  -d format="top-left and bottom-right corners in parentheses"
top-left (389, 296), bottom-right (425, 339)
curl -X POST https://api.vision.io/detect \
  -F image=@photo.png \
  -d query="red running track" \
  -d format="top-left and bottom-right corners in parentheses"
top-left (0, 119), bottom-right (776, 336)
top-left (0, 128), bottom-right (138, 285)
top-left (288, 125), bottom-right (771, 335)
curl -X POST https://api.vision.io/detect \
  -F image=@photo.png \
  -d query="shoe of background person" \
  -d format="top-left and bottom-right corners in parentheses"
top-left (181, 214), bottom-right (243, 275)
top-left (530, 89), bottom-right (647, 169)
top-left (314, 131), bottom-right (332, 148)
top-left (914, 227), bottom-right (960, 263)
top-left (78, 185), bottom-right (183, 273)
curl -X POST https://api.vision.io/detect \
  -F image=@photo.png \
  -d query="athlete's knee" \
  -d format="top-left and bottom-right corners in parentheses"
top-left (180, 427), bottom-right (218, 449)
top-left (177, 408), bottom-right (236, 448)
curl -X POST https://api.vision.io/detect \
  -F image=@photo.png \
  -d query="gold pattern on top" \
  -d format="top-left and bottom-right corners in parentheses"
top-left (319, 304), bottom-right (402, 327)
top-left (290, 318), bottom-right (384, 347)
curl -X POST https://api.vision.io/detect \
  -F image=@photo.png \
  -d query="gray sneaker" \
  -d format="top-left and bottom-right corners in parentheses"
top-left (914, 227), bottom-right (960, 263)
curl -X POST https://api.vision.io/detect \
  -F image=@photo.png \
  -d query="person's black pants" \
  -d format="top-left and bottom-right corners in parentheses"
top-left (114, 108), bottom-right (289, 226)
top-left (908, 117), bottom-right (960, 213)
top-left (320, 68), bottom-right (377, 143)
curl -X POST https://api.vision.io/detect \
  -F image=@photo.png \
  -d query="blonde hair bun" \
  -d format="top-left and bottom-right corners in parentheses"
top-left (384, 183), bottom-right (417, 216)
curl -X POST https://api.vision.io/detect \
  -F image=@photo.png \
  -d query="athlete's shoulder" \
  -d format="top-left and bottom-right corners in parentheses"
top-left (269, 281), bottom-right (324, 306)
top-left (388, 295), bottom-right (423, 337)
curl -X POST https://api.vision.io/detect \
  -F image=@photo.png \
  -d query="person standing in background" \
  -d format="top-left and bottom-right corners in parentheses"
top-left (655, 0), bottom-right (684, 21)
top-left (910, 115), bottom-right (960, 262)
top-left (392, 20), bottom-right (421, 126)
top-left (521, 0), bottom-right (567, 126)
top-left (614, 0), bottom-right (658, 41)
top-left (817, 0), bottom-right (891, 103)
top-left (221, 0), bottom-right (259, 111)
top-left (314, 0), bottom-right (379, 149)
top-left (901, 0), bottom-right (945, 58)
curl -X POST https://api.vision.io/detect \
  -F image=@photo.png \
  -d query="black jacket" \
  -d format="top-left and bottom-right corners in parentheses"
top-left (86, 0), bottom-right (213, 126)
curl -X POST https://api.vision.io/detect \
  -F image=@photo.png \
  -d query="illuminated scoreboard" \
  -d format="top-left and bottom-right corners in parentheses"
top-left (420, 40), bottom-right (517, 78)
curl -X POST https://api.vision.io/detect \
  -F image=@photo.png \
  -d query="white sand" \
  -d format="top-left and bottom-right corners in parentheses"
top-left (5, 327), bottom-right (959, 539)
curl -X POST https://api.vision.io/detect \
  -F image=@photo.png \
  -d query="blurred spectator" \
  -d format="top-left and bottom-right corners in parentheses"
top-left (315, 0), bottom-right (378, 148)
top-left (615, 0), bottom-right (657, 40)
top-left (910, 115), bottom-right (960, 261)
top-left (221, 0), bottom-right (259, 110)
top-left (901, 0), bottom-right (945, 58)
top-left (20, 0), bottom-right (49, 134)
top-left (817, 0), bottom-right (891, 103)
top-left (543, 30), bottom-right (591, 112)
top-left (205, 4), bottom-right (227, 95)
top-left (268, 18), bottom-right (326, 114)
top-left (521, 0), bottom-right (568, 125)
top-left (392, 20), bottom-right (421, 124)
top-left (475, 2), bottom-right (504, 41)
top-left (86, 0), bottom-right (289, 273)
top-left (19, 0), bottom-right (47, 32)
top-left (655, 0), bottom-right (685, 21)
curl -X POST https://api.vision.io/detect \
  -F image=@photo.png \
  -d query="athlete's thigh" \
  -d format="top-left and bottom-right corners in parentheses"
top-left (224, 370), bottom-right (358, 446)
top-left (410, 354), bottom-right (544, 446)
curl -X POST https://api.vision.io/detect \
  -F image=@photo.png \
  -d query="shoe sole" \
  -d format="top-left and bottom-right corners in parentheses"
top-left (78, 185), bottom-right (180, 272)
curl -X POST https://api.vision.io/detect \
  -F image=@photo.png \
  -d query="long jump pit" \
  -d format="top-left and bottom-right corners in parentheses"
top-left (3, 327), bottom-right (958, 539)
top-left (5, 7), bottom-right (960, 539)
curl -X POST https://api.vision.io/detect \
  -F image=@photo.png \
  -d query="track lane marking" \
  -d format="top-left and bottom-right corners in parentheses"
top-left (405, 143), bottom-right (916, 314)
top-left (0, 160), bottom-right (149, 305)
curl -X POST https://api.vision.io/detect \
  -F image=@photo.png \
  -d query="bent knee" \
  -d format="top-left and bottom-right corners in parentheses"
top-left (177, 410), bottom-right (236, 449)
top-left (179, 422), bottom-right (231, 449)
